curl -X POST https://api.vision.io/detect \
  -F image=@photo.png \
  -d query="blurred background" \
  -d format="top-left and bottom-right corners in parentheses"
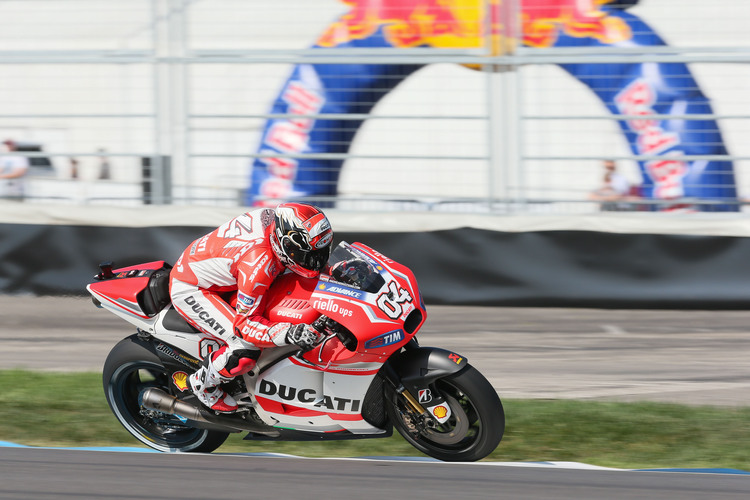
top-left (0, 0), bottom-right (748, 213)
top-left (3, 0), bottom-right (750, 306)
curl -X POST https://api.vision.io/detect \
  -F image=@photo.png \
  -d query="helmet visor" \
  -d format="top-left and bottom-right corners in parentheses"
top-left (281, 234), bottom-right (331, 273)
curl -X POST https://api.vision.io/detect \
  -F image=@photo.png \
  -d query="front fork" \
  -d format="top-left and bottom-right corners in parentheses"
top-left (383, 340), bottom-right (459, 429)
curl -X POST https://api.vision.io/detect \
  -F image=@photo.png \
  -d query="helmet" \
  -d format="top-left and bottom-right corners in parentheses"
top-left (270, 203), bottom-right (334, 278)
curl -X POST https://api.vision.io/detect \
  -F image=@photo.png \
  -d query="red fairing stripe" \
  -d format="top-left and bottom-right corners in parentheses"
top-left (288, 356), bottom-right (380, 375)
top-left (255, 396), bottom-right (364, 421)
top-left (93, 292), bottom-right (149, 319)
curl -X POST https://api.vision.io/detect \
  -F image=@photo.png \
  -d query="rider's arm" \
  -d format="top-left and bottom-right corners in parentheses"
top-left (231, 248), bottom-right (294, 348)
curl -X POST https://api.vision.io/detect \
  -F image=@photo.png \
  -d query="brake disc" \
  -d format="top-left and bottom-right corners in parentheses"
top-left (421, 393), bottom-right (469, 445)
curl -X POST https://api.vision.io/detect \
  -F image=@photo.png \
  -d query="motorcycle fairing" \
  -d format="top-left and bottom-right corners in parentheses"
top-left (303, 242), bottom-right (427, 367)
top-left (94, 286), bottom-right (227, 367)
top-left (149, 305), bottom-right (227, 361)
top-left (246, 239), bottom-right (433, 434)
top-left (251, 357), bottom-right (387, 434)
top-left (87, 261), bottom-right (170, 325)
top-left (90, 242), bottom-right (431, 437)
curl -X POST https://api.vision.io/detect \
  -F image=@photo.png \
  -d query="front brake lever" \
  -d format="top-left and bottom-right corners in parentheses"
top-left (311, 315), bottom-right (330, 333)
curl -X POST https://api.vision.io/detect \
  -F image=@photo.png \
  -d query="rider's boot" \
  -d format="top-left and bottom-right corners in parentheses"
top-left (188, 356), bottom-right (238, 413)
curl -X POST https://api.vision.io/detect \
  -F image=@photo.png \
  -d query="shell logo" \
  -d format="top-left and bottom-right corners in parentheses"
top-left (432, 405), bottom-right (449, 419)
top-left (172, 371), bottom-right (189, 392)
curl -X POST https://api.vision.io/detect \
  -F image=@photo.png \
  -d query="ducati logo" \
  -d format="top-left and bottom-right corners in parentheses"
top-left (184, 296), bottom-right (227, 337)
top-left (258, 380), bottom-right (362, 412)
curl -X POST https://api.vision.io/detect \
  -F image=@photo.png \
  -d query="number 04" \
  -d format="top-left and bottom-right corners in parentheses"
top-left (376, 281), bottom-right (413, 319)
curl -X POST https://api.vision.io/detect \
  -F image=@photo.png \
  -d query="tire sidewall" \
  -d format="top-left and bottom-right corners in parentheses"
top-left (385, 365), bottom-right (504, 462)
top-left (102, 335), bottom-right (228, 453)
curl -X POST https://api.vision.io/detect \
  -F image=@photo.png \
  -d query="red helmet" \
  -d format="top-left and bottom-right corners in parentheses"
top-left (270, 203), bottom-right (334, 278)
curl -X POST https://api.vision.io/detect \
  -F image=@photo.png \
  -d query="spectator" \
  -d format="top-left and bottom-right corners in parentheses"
top-left (0, 140), bottom-right (30, 201)
top-left (97, 148), bottom-right (111, 180)
top-left (589, 159), bottom-right (635, 211)
top-left (69, 157), bottom-right (80, 179)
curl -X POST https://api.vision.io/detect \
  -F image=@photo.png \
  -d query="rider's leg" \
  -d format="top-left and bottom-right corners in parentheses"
top-left (171, 281), bottom-right (258, 412)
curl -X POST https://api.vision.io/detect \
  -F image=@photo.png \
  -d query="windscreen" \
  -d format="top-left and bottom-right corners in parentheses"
top-left (326, 243), bottom-right (385, 294)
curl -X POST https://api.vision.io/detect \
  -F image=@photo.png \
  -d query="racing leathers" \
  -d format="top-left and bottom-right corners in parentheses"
top-left (170, 207), bottom-right (321, 412)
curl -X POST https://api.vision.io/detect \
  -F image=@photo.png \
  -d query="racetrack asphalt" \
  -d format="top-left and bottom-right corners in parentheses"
top-left (3, 446), bottom-right (750, 500)
top-left (2, 295), bottom-right (750, 407)
top-left (3, 295), bottom-right (750, 499)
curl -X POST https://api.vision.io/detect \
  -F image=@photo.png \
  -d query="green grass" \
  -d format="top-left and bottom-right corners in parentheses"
top-left (2, 369), bottom-right (749, 470)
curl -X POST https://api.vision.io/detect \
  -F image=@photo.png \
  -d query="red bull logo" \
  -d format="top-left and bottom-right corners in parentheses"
top-left (615, 78), bottom-right (687, 200)
top-left (258, 67), bottom-right (325, 203)
top-left (318, 0), bottom-right (631, 50)
top-left (318, 0), bottom-right (487, 49)
top-left (522, 0), bottom-right (632, 47)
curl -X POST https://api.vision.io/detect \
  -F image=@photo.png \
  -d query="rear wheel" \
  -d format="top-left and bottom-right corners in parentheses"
top-left (385, 365), bottom-right (504, 462)
top-left (102, 335), bottom-right (229, 453)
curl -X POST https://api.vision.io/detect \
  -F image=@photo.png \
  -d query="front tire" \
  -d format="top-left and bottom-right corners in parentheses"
top-left (385, 365), bottom-right (504, 462)
top-left (102, 335), bottom-right (229, 453)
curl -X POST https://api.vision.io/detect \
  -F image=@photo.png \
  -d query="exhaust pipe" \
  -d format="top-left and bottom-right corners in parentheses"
top-left (142, 387), bottom-right (209, 423)
top-left (141, 387), bottom-right (279, 436)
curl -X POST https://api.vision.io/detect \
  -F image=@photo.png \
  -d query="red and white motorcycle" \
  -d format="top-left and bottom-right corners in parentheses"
top-left (88, 241), bottom-right (504, 461)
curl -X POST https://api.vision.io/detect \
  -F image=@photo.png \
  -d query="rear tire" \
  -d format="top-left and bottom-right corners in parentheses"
top-left (102, 335), bottom-right (229, 453)
top-left (385, 365), bottom-right (504, 462)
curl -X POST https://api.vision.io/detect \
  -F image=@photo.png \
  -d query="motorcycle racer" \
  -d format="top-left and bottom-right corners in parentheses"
top-left (170, 202), bottom-right (334, 412)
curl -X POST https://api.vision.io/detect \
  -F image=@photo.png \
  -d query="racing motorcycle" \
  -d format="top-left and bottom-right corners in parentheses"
top-left (88, 241), bottom-right (504, 462)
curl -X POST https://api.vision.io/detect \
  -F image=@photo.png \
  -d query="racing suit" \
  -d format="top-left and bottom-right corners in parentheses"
top-left (170, 208), bottom-right (305, 411)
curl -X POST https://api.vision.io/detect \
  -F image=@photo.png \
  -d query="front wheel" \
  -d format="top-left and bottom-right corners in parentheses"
top-left (102, 335), bottom-right (230, 453)
top-left (385, 365), bottom-right (504, 462)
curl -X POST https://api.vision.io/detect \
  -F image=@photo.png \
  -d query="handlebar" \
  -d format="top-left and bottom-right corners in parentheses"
top-left (311, 315), bottom-right (330, 332)
top-left (312, 315), bottom-right (357, 351)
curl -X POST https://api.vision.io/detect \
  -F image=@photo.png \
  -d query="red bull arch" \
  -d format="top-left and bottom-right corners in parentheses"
top-left (249, 0), bottom-right (737, 211)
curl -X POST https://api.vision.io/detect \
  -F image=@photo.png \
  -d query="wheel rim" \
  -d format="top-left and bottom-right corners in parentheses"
top-left (392, 378), bottom-right (485, 455)
top-left (107, 361), bottom-right (208, 451)
top-left (421, 392), bottom-right (470, 445)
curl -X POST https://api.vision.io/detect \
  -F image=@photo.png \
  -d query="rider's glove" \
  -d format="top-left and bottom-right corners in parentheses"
top-left (285, 323), bottom-right (324, 351)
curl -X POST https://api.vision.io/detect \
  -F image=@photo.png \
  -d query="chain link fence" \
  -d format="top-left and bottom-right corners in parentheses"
top-left (0, 0), bottom-right (748, 213)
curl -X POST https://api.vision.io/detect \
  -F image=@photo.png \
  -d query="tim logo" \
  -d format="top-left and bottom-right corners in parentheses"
top-left (364, 329), bottom-right (403, 349)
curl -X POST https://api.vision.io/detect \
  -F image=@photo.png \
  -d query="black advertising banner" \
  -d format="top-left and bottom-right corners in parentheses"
top-left (2, 222), bottom-right (750, 309)
top-left (0, 224), bottom-right (201, 296)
